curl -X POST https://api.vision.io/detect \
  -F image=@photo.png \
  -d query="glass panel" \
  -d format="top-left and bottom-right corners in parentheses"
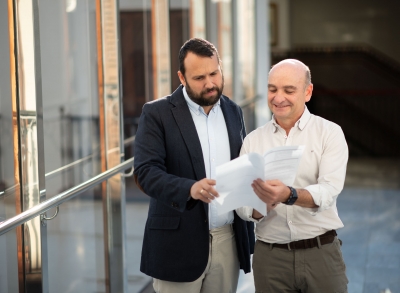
top-left (120, 2), bottom-right (153, 159)
top-left (190, 0), bottom-right (206, 38)
top-left (152, 0), bottom-right (172, 98)
top-left (0, 0), bottom-right (17, 217)
top-left (118, 24), bottom-right (153, 290)
top-left (125, 200), bottom-right (150, 292)
top-left (0, 1), bottom-right (20, 291)
top-left (100, 0), bottom-right (125, 290)
top-left (236, 0), bottom-right (256, 131)
top-left (37, 0), bottom-right (104, 290)
top-left (119, 2), bottom-right (153, 190)
top-left (217, 0), bottom-right (233, 99)
top-left (237, 0), bottom-right (256, 101)
top-left (169, 0), bottom-right (190, 91)
top-left (38, 0), bottom-right (101, 198)
top-left (0, 227), bottom-right (19, 293)
top-left (46, 185), bottom-right (106, 292)
top-left (119, 1), bottom-right (155, 291)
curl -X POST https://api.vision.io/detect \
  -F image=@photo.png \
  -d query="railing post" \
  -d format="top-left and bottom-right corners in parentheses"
top-left (13, 0), bottom-right (49, 291)
top-left (96, 0), bottom-right (127, 291)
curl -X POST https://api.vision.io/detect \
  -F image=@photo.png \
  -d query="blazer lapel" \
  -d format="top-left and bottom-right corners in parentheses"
top-left (220, 96), bottom-right (242, 160)
top-left (170, 86), bottom-right (207, 181)
top-left (170, 86), bottom-right (208, 215)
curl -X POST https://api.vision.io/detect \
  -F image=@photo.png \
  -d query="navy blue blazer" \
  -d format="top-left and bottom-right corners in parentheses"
top-left (134, 85), bottom-right (255, 282)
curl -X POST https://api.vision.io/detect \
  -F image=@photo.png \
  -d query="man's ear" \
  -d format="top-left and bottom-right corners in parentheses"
top-left (177, 71), bottom-right (186, 87)
top-left (305, 84), bottom-right (313, 102)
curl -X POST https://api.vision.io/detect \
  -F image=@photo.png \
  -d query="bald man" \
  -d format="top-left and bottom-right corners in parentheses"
top-left (237, 59), bottom-right (349, 293)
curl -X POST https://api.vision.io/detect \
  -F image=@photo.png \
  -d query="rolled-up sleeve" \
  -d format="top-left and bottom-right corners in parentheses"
top-left (304, 124), bottom-right (348, 214)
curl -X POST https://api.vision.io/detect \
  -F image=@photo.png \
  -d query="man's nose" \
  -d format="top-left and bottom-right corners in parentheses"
top-left (275, 93), bottom-right (284, 101)
top-left (204, 76), bottom-right (215, 89)
top-left (273, 91), bottom-right (285, 103)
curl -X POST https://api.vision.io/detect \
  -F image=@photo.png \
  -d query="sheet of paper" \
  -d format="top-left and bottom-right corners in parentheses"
top-left (263, 145), bottom-right (305, 186)
top-left (214, 145), bottom-right (305, 215)
top-left (214, 153), bottom-right (267, 216)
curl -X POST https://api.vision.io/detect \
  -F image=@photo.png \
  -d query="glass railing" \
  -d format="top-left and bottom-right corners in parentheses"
top-left (0, 158), bottom-right (134, 236)
top-left (0, 226), bottom-right (20, 293)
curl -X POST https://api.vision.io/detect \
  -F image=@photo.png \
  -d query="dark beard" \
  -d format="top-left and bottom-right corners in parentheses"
top-left (185, 79), bottom-right (224, 107)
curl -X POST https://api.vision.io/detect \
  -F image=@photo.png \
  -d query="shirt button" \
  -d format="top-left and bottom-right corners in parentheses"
top-left (288, 221), bottom-right (292, 224)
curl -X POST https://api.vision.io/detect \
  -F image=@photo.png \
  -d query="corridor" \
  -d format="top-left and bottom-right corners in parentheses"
top-left (125, 158), bottom-right (400, 293)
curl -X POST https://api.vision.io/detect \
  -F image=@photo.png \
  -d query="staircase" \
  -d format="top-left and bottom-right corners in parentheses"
top-left (272, 45), bottom-right (400, 157)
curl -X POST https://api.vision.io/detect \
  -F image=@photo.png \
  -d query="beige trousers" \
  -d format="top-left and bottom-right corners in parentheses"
top-left (253, 237), bottom-right (348, 293)
top-left (153, 224), bottom-right (240, 293)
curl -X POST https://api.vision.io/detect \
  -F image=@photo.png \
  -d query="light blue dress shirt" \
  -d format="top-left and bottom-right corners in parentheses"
top-left (183, 87), bottom-right (234, 229)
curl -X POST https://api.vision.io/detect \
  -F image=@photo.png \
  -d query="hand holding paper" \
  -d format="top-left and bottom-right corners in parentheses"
top-left (214, 145), bottom-right (304, 215)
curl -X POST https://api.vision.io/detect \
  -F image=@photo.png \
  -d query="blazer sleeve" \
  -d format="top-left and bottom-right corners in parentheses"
top-left (133, 103), bottom-right (196, 213)
top-left (238, 106), bottom-right (255, 254)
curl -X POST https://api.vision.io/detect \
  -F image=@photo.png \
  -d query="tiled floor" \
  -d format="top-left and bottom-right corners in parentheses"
top-left (234, 186), bottom-right (400, 293)
top-left (126, 158), bottom-right (400, 292)
top-left (2, 160), bottom-right (398, 293)
top-left (337, 187), bottom-right (400, 293)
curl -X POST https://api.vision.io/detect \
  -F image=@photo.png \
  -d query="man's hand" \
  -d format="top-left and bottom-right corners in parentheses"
top-left (252, 179), bottom-right (290, 206)
top-left (190, 178), bottom-right (219, 203)
top-left (252, 179), bottom-right (318, 208)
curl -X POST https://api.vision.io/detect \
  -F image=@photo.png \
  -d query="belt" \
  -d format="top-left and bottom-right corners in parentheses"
top-left (265, 230), bottom-right (337, 250)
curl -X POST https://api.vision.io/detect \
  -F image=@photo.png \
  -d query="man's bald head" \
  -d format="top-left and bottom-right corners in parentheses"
top-left (267, 59), bottom-right (313, 130)
top-left (270, 59), bottom-right (311, 89)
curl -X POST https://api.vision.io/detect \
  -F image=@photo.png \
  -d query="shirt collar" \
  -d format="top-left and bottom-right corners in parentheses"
top-left (271, 116), bottom-right (279, 133)
top-left (297, 106), bottom-right (311, 130)
top-left (182, 86), bottom-right (220, 115)
top-left (271, 106), bottom-right (311, 133)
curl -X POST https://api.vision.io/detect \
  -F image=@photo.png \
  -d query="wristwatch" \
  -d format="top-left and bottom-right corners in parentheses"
top-left (283, 186), bottom-right (298, 205)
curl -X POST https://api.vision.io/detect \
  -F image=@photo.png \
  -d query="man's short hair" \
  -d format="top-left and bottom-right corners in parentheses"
top-left (178, 38), bottom-right (221, 77)
top-left (305, 68), bottom-right (312, 87)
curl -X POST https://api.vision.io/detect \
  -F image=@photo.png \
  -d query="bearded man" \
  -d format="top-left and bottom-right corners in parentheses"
top-left (134, 38), bottom-right (255, 293)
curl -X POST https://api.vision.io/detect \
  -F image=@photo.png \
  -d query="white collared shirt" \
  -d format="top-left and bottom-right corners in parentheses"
top-left (183, 87), bottom-right (234, 229)
top-left (237, 107), bottom-right (348, 243)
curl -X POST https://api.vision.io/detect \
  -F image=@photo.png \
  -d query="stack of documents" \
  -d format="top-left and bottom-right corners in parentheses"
top-left (214, 145), bottom-right (304, 215)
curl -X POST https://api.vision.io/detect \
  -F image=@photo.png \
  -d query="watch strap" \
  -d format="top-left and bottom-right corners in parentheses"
top-left (283, 186), bottom-right (298, 205)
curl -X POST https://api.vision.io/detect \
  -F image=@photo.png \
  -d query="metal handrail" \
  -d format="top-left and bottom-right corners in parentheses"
top-left (0, 157), bottom-right (134, 236)
top-left (45, 135), bottom-right (135, 179)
